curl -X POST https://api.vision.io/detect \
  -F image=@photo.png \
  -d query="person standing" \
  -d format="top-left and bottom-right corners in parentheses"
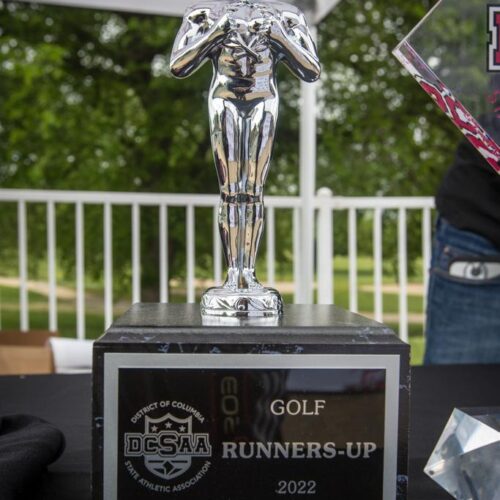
top-left (425, 113), bottom-right (500, 364)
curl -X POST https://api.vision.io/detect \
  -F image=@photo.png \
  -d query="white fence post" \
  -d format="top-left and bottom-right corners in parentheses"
top-left (186, 205), bottom-right (195, 303)
top-left (159, 204), bottom-right (169, 303)
top-left (316, 188), bottom-right (333, 305)
top-left (131, 203), bottom-right (141, 304)
top-left (213, 206), bottom-right (222, 286)
top-left (373, 207), bottom-right (384, 323)
top-left (18, 200), bottom-right (28, 332)
top-left (398, 208), bottom-right (409, 342)
top-left (292, 207), bottom-right (302, 304)
top-left (266, 206), bottom-right (276, 287)
top-left (348, 207), bottom-right (358, 313)
top-left (75, 202), bottom-right (85, 340)
top-left (47, 201), bottom-right (58, 333)
top-left (104, 202), bottom-right (113, 329)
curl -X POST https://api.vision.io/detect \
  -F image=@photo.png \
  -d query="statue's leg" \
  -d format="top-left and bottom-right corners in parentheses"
top-left (202, 97), bottom-right (282, 316)
top-left (209, 97), bottom-right (242, 288)
top-left (240, 97), bottom-right (279, 287)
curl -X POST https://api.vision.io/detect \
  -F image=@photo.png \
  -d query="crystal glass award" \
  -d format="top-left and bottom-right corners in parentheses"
top-left (394, 0), bottom-right (500, 175)
top-left (170, 0), bottom-right (321, 317)
top-left (425, 407), bottom-right (500, 499)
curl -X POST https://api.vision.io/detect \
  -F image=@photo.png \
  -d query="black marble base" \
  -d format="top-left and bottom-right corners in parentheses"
top-left (93, 304), bottom-right (410, 500)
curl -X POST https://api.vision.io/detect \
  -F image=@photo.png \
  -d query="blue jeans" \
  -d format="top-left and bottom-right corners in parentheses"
top-left (425, 218), bottom-right (500, 365)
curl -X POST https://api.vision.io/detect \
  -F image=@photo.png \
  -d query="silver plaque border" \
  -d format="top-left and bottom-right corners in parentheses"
top-left (104, 353), bottom-right (401, 500)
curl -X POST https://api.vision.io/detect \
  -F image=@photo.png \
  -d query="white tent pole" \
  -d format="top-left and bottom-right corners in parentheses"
top-left (298, 24), bottom-right (318, 305)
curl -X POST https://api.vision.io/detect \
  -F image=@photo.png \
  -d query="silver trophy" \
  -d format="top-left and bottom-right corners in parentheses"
top-left (170, 0), bottom-right (320, 317)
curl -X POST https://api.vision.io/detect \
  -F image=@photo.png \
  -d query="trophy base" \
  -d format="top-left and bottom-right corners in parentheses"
top-left (93, 304), bottom-right (410, 500)
top-left (201, 286), bottom-right (283, 317)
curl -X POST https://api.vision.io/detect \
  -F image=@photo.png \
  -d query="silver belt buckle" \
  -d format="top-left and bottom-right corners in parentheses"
top-left (449, 259), bottom-right (500, 280)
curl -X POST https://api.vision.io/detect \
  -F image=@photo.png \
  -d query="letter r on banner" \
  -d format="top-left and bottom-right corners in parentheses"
top-left (488, 5), bottom-right (500, 71)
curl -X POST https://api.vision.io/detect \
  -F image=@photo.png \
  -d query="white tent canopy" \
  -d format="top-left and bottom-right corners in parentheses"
top-left (17, 0), bottom-right (341, 303)
top-left (18, 0), bottom-right (340, 23)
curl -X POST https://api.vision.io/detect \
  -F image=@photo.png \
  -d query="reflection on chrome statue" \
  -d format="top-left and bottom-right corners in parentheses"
top-left (170, 0), bottom-right (320, 317)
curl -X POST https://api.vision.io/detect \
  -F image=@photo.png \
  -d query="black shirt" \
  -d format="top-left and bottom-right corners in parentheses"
top-left (436, 115), bottom-right (500, 251)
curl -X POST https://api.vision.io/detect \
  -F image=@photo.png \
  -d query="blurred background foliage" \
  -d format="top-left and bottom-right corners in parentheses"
top-left (0, 0), bottom-right (460, 297)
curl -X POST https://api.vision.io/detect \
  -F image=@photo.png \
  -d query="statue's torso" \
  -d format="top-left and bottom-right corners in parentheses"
top-left (209, 19), bottom-right (279, 102)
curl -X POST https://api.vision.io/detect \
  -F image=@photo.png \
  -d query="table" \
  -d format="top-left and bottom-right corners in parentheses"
top-left (1, 365), bottom-right (499, 499)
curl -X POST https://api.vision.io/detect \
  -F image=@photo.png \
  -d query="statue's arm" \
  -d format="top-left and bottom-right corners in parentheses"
top-left (170, 8), bottom-right (229, 78)
top-left (270, 12), bottom-right (321, 83)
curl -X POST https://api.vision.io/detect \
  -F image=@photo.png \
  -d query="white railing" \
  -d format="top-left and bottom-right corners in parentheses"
top-left (0, 189), bottom-right (435, 341)
top-left (314, 189), bottom-right (435, 342)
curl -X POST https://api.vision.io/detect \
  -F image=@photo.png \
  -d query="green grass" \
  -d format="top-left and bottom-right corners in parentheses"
top-left (408, 335), bottom-right (425, 366)
top-left (0, 285), bottom-right (106, 339)
top-left (0, 256), bottom-right (427, 364)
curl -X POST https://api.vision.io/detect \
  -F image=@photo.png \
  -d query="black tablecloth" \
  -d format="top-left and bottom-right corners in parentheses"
top-left (1, 365), bottom-right (499, 500)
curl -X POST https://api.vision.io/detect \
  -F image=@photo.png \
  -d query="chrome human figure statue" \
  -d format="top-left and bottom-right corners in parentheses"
top-left (170, 0), bottom-right (320, 317)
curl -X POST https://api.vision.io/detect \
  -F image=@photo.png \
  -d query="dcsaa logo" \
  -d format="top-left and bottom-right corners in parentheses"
top-left (124, 407), bottom-right (212, 487)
